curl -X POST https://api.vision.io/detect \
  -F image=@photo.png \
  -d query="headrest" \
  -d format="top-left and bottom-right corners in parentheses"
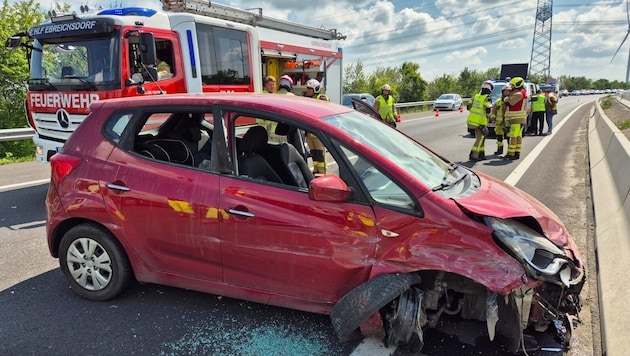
top-left (239, 126), bottom-right (268, 154)
top-left (275, 122), bottom-right (291, 136)
top-left (182, 127), bottom-right (202, 142)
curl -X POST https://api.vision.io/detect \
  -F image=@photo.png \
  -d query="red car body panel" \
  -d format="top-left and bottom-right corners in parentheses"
top-left (46, 93), bottom-right (582, 316)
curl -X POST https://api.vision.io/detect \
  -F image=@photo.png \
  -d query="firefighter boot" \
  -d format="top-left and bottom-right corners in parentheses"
top-left (494, 146), bottom-right (504, 155)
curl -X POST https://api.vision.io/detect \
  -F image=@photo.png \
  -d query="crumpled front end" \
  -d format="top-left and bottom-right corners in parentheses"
top-left (478, 216), bottom-right (584, 352)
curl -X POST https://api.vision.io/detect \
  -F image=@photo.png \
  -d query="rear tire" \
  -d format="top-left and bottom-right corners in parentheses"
top-left (59, 223), bottom-right (132, 301)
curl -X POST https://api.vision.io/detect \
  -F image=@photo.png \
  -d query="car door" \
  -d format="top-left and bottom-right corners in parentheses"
top-left (214, 109), bottom-right (378, 303)
top-left (100, 110), bottom-right (222, 283)
top-left (351, 97), bottom-right (382, 121)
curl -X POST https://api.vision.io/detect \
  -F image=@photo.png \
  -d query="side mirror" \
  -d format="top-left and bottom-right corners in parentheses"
top-left (139, 32), bottom-right (156, 67)
top-left (5, 36), bottom-right (21, 50)
top-left (308, 174), bottom-right (352, 202)
top-left (142, 67), bottom-right (158, 82)
top-left (125, 72), bottom-right (145, 86)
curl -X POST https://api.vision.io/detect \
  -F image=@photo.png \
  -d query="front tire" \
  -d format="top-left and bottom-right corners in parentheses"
top-left (331, 273), bottom-right (421, 342)
top-left (59, 223), bottom-right (132, 301)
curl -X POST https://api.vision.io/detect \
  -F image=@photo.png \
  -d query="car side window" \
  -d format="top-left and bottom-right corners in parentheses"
top-left (131, 111), bottom-right (214, 170)
top-left (338, 144), bottom-right (416, 210)
top-left (228, 113), bottom-right (353, 191)
top-left (103, 112), bottom-right (133, 143)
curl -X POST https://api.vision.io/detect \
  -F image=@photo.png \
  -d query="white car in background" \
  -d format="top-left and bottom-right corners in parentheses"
top-left (433, 93), bottom-right (463, 111)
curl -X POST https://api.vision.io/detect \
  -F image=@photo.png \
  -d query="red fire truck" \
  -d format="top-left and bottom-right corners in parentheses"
top-left (6, 0), bottom-right (345, 162)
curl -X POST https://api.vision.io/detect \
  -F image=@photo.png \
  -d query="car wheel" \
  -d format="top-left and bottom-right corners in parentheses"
top-left (330, 273), bottom-right (422, 342)
top-left (383, 286), bottom-right (425, 353)
top-left (59, 223), bottom-right (132, 301)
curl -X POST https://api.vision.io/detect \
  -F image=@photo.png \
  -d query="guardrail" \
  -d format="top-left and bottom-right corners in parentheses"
top-left (0, 128), bottom-right (35, 142)
top-left (590, 94), bottom-right (630, 356)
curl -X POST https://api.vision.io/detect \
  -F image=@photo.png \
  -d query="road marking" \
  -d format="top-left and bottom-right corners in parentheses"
top-left (350, 336), bottom-right (395, 356)
top-left (503, 102), bottom-right (591, 186)
top-left (0, 178), bottom-right (49, 192)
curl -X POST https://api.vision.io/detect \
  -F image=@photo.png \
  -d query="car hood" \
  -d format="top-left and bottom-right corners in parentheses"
top-left (453, 171), bottom-right (579, 257)
top-left (435, 99), bottom-right (454, 103)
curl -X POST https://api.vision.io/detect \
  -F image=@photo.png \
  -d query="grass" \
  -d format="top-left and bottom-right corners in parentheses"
top-left (0, 152), bottom-right (35, 165)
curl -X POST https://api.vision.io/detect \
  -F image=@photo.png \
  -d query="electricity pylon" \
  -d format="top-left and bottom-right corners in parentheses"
top-left (529, 0), bottom-right (553, 81)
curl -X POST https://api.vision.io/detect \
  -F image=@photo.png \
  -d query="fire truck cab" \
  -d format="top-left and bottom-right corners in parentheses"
top-left (6, 1), bottom-right (345, 162)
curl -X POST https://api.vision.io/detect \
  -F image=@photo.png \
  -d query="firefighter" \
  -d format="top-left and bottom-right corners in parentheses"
top-left (544, 88), bottom-right (558, 134)
top-left (303, 78), bottom-right (329, 101)
top-left (276, 75), bottom-right (295, 95)
top-left (466, 80), bottom-right (494, 161)
top-left (503, 77), bottom-right (528, 160)
top-left (528, 89), bottom-right (546, 135)
top-left (302, 78), bottom-right (327, 174)
top-left (491, 84), bottom-right (512, 155)
top-left (263, 75), bottom-right (276, 93)
top-left (373, 84), bottom-right (398, 127)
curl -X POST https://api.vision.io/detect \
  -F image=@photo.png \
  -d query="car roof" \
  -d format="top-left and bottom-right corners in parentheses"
top-left (91, 93), bottom-right (354, 119)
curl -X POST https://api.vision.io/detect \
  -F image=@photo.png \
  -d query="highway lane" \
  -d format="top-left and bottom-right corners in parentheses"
top-left (0, 95), bottom-right (600, 355)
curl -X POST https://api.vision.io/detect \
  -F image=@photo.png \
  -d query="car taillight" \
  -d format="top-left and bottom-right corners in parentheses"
top-left (24, 99), bottom-right (36, 130)
top-left (50, 153), bottom-right (81, 185)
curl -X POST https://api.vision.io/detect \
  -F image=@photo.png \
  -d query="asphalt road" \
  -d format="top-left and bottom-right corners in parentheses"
top-left (0, 95), bottom-right (601, 355)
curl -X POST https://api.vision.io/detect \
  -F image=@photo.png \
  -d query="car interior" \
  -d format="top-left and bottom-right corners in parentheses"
top-left (132, 111), bottom-right (316, 189)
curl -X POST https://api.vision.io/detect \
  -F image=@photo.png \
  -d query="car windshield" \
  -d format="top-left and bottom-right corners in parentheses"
top-left (29, 36), bottom-right (121, 91)
top-left (438, 94), bottom-right (453, 100)
top-left (489, 83), bottom-right (506, 104)
top-left (323, 111), bottom-right (449, 188)
top-left (342, 95), bottom-right (357, 106)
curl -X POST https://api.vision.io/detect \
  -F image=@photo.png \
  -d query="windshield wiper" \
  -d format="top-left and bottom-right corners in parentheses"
top-left (432, 163), bottom-right (460, 191)
top-left (64, 76), bottom-right (98, 91)
top-left (29, 78), bottom-right (58, 90)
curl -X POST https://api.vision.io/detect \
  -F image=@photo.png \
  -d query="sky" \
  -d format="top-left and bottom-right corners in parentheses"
top-left (27, 0), bottom-right (630, 83)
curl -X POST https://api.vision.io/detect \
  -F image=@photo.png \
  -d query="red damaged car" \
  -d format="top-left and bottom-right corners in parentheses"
top-left (46, 93), bottom-right (584, 353)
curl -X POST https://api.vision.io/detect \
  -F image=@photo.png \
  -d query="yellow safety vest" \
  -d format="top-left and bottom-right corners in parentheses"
top-left (495, 98), bottom-right (504, 124)
top-left (467, 94), bottom-right (490, 127)
top-left (532, 94), bottom-right (545, 112)
top-left (376, 95), bottom-right (396, 122)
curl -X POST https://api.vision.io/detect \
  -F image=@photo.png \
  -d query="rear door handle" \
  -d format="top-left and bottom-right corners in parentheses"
top-left (228, 208), bottom-right (255, 218)
top-left (106, 183), bottom-right (130, 192)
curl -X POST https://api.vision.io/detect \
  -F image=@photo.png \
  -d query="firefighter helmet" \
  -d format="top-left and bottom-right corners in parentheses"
top-left (509, 77), bottom-right (524, 89)
top-left (381, 84), bottom-right (391, 91)
top-left (279, 75), bottom-right (293, 91)
top-left (305, 79), bottom-right (321, 93)
top-left (481, 80), bottom-right (494, 91)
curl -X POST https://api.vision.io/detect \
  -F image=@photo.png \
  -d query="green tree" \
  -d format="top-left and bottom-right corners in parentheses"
top-left (458, 67), bottom-right (487, 98)
top-left (592, 79), bottom-right (610, 90)
top-left (559, 75), bottom-right (591, 92)
top-left (0, 0), bottom-right (44, 160)
top-left (368, 66), bottom-right (400, 99)
top-left (427, 74), bottom-right (460, 100)
top-left (343, 60), bottom-right (369, 94)
top-left (397, 61), bottom-right (427, 103)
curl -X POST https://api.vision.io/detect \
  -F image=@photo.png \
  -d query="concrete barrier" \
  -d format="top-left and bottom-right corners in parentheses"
top-left (589, 98), bottom-right (630, 356)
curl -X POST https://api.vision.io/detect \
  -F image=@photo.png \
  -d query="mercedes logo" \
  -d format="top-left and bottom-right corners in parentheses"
top-left (56, 109), bottom-right (70, 128)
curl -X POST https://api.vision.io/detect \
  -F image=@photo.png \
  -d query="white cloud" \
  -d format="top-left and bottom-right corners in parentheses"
top-left (11, 0), bottom-right (630, 82)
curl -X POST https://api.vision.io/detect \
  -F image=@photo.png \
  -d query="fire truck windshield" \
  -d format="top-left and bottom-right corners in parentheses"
top-left (29, 35), bottom-right (121, 91)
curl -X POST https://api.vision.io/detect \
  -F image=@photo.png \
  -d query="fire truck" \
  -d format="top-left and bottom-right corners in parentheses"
top-left (5, 0), bottom-right (345, 162)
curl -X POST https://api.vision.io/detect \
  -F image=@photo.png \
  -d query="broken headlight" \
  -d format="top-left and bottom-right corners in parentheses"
top-left (485, 217), bottom-right (582, 287)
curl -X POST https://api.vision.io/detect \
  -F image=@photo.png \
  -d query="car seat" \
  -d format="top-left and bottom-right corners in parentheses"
top-left (259, 122), bottom-right (314, 188)
top-left (237, 126), bottom-right (283, 183)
